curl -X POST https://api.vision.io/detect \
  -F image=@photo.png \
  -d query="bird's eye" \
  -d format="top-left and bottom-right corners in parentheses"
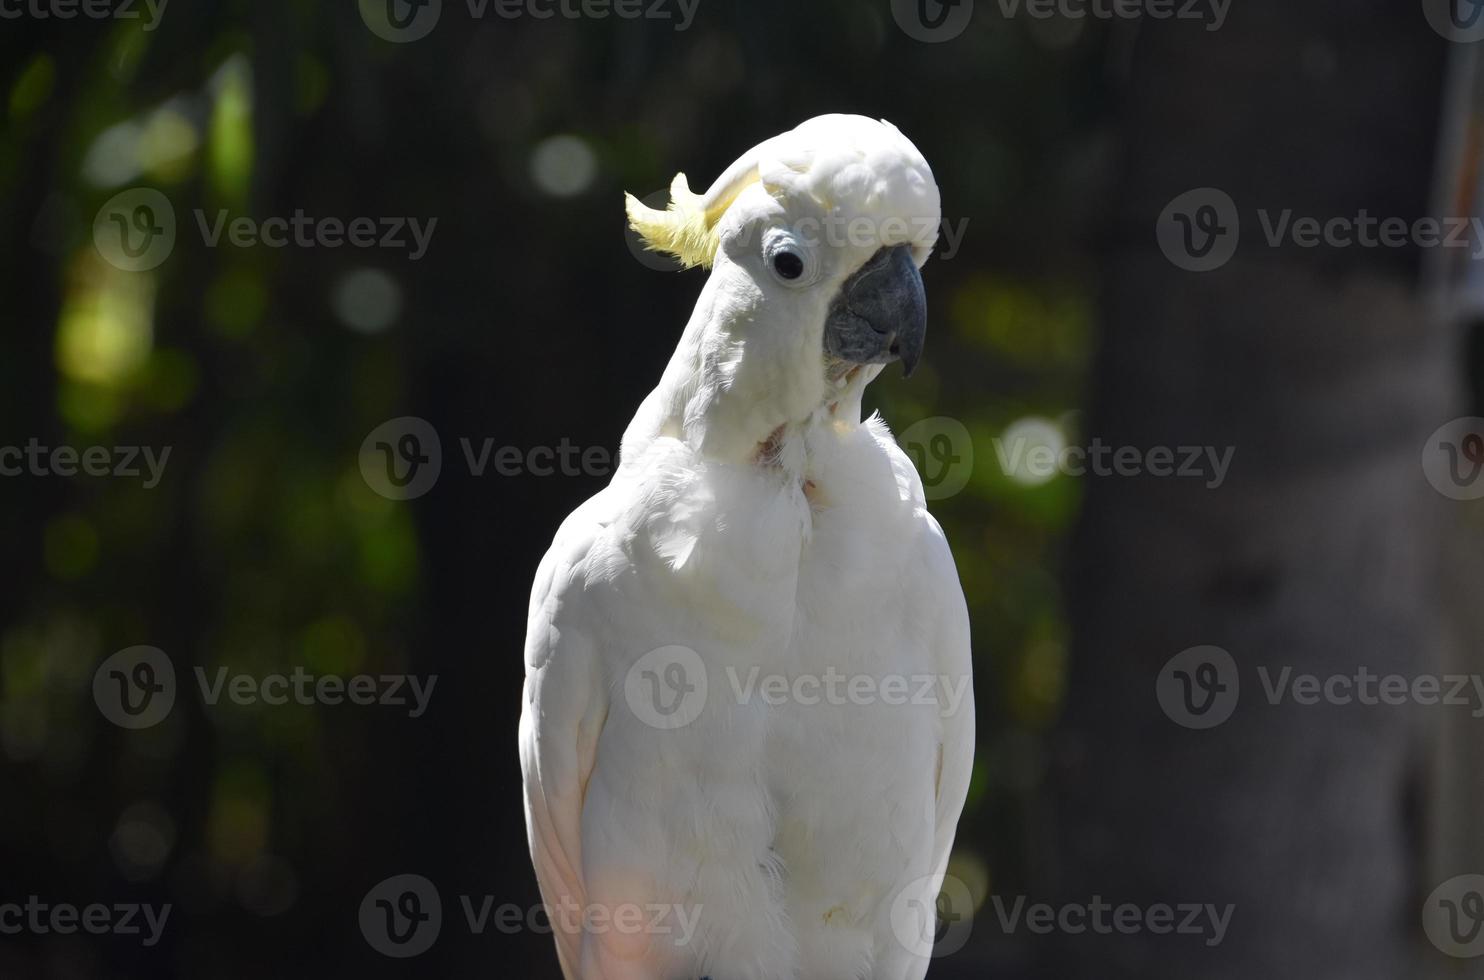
top-left (772, 251), bottom-right (805, 281)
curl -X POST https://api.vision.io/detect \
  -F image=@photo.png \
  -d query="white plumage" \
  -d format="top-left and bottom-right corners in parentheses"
top-left (520, 114), bottom-right (974, 980)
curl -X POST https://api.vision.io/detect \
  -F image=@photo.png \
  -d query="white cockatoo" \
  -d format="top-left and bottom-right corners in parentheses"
top-left (520, 114), bottom-right (974, 980)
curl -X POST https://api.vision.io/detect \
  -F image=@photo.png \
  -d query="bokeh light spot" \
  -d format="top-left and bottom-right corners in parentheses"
top-left (530, 134), bottom-right (598, 198)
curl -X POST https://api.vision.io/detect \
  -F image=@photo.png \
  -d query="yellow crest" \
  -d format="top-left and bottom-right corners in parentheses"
top-left (625, 170), bottom-right (757, 269)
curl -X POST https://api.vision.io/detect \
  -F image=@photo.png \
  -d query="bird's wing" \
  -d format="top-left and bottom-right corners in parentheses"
top-left (921, 507), bottom-right (974, 887)
top-left (875, 425), bottom-right (975, 978)
top-left (877, 423), bottom-right (975, 881)
top-left (908, 519), bottom-right (974, 980)
top-left (519, 490), bottom-right (616, 980)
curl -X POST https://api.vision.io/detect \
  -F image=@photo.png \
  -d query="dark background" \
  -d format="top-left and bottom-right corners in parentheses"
top-left (1, 0), bottom-right (1480, 977)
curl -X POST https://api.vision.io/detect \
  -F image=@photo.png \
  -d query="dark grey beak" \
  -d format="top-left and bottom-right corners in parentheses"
top-left (823, 244), bottom-right (927, 378)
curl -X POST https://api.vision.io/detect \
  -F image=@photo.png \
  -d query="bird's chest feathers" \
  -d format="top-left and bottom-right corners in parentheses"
top-left (628, 419), bottom-right (904, 658)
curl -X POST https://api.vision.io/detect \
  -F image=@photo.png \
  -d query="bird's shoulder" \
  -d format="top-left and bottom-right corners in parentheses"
top-left (836, 413), bottom-right (954, 551)
top-left (855, 414), bottom-right (969, 642)
top-left (523, 485), bottom-right (626, 673)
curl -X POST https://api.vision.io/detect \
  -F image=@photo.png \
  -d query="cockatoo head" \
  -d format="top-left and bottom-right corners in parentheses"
top-left (625, 115), bottom-right (940, 462)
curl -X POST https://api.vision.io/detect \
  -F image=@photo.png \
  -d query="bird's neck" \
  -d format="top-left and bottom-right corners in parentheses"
top-left (618, 267), bottom-right (872, 477)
